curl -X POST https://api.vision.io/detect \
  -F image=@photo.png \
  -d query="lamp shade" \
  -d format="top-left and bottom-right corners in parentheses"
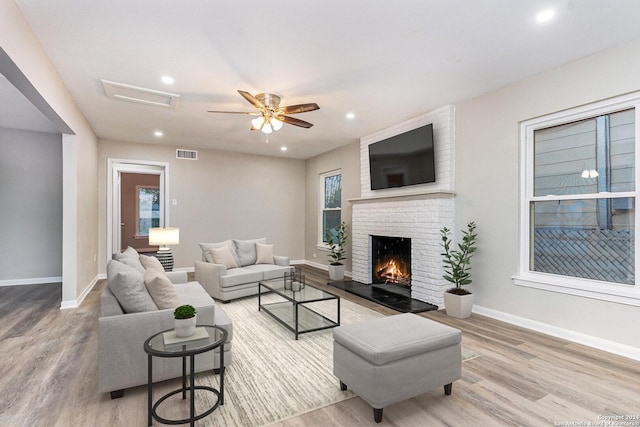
top-left (149, 227), bottom-right (179, 246)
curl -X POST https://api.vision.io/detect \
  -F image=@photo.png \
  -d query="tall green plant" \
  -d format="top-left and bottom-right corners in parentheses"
top-left (440, 221), bottom-right (478, 295)
top-left (325, 221), bottom-right (347, 265)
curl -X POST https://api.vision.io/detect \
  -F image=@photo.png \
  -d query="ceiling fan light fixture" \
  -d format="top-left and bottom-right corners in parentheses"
top-left (262, 122), bottom-right (273, 134)
top-left (251, 116), bottom-right (265, 129)
top-left (271, 118), bottom-right (284, 131)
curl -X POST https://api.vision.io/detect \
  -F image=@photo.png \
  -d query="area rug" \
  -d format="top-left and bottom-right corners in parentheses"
top-left (191, 294), bottom-right (479, 426)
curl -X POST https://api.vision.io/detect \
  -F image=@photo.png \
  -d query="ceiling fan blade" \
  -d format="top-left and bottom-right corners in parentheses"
top-left (280, 103), bottom-right (320, 115)
top-left (207, 110), bottom-right (260, 115)
top-left (238, 90), bottom-right (264, 109)
top-left (281, 115), bottom-right (314, 128)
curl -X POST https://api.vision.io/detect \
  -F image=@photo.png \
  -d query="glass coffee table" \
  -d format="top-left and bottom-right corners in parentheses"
top-left (259, 277), bottom-right (340, 340)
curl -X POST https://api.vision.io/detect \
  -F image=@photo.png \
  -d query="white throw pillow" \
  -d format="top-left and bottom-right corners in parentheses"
top-left (144, 268), bottom-right (180, 309)
top-left (209, 246), bottom-right (239, 269)
top-left (255, 243), bottom-right (275, 265)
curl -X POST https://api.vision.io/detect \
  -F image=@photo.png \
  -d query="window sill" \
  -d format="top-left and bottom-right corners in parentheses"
top-left (316, 243), bottom-right (330, 252)
top-left (513, 273), bottom-right (640, 307)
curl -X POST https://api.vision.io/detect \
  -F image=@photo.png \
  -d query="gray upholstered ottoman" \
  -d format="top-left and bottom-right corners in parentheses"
top-left (333, 313), bottom-right (462, 423)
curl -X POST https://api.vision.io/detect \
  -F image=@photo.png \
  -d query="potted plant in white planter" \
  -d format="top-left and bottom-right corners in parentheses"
top-left (174, 304), bottom-right (197, 337)
top-left (325, 221), bottom-right (347, 281)
top-left (440, 221), bottom-right (477, 318)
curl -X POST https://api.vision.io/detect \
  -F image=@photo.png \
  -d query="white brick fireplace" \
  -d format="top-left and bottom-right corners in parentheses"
top-left (349, 105), bottom-right (456, 308)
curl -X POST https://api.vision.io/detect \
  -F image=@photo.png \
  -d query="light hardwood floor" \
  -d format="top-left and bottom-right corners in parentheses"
top-left (1, 266), bottom-right (639, 427)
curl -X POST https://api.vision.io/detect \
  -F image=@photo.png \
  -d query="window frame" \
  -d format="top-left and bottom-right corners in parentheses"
top-left (516, 92), bottom-right (640, 306)
top-left (317, 169), bottom-right (342, 249)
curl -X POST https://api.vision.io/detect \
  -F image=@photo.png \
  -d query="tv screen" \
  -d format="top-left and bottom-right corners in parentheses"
top-left (368, 124), bottom-right (435, 190)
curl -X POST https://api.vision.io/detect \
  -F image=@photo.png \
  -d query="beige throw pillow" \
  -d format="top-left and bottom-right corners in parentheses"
top-left (144, 268), bottom-right (180, 309)
top-left (139, 254), bottom-right (165, 273)
top-left (208, 246), bottom-right (239, 269)
top-left (255, 242), bottom-right (274, 265)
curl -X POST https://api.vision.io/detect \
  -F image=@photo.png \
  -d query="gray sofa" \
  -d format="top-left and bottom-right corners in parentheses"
top-left (98, 250), bottom-right (233, 398)
top-left (195, 238), bottom-right (292, 302)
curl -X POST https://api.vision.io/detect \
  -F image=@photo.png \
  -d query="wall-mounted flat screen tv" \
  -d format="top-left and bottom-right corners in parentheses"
top-left (368, 123), bottom-right (435, 190)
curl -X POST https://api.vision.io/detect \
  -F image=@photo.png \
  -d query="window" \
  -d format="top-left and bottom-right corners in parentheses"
top-left (136, 185), bottom-right (160, 236)
top-left (320, 170), bottom-right (342, 245)
top-left (517, 93), bottom-right (640, 305)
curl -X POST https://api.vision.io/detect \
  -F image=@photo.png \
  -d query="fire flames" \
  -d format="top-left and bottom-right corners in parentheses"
top-left (374, 258), bottom-right (411, 286)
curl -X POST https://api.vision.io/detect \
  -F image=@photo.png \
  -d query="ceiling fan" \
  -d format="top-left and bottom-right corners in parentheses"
top-left (208, 90), bottom-right (320, 134)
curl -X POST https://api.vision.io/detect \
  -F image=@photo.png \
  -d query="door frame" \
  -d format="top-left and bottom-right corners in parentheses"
top-left (107, 159), bottom-right (170, 264)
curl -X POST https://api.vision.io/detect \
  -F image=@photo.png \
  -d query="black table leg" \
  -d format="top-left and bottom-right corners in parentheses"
top-left (220, 343), bottom-right (225, 405)
top-left (182, 353), bottom-right (187, 399)
top-left (147, 354), bottom-right (152, 426)
top-left (190, 354), bottom-right (195, 427)
top-left (295, 303), bottom-right (299, 340)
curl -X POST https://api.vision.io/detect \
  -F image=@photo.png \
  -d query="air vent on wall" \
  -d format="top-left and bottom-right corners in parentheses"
top-left (101, 79), bottom-right (180, 109)
top-left (176, 149), bottom-right (198, 160)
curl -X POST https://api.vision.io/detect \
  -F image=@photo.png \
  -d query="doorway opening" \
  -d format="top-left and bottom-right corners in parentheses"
top-left (107, 159), bottom-right (170, 262)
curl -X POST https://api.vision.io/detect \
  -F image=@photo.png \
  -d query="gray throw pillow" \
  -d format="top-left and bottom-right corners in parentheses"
top-left (107, 260), bottom-right (158, 313)
top-left (114, 246), bottom-right (145, 274)
top-left (233, 237), bottom-right (267, 266)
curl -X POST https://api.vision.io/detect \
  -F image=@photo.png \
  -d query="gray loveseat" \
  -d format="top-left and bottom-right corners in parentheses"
top-left (195, 238), bottom-right (292, 302)
top-left (98, 249), bottom-right (233, 398)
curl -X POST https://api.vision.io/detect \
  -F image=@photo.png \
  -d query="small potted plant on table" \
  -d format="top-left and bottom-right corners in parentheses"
top-left (325, 221), bottom-right (348, 281)
top-left (174, 304), bottom-right (197, 337)
top-left (441, 221), bottom-right (478, 319)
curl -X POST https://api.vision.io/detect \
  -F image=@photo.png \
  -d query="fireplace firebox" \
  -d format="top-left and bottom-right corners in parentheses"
top-left (371, 235), bottom-right (411, 287)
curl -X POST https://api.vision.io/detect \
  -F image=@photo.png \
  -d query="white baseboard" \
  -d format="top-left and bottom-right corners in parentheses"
top-left (60, 274), bottom-right (100, 310)
top-left (0, 276), bottom-right (63, 287)
top-left (300, 260), bottom-right (352, 278)
top-left (303, 259), bottom-right (326, 270)
top-left (473, 304), bottom-right (640, 362)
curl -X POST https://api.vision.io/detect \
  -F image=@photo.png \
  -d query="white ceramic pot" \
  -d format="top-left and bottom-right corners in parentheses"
top-left (174, 314), bottom-right (197, 337)
top-left (328, 264), bottom-right (345, 281)
top-left (443, 292), bottom-right (474, 319)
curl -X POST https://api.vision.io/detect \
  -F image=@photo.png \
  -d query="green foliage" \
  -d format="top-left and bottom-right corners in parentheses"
top-left (440, 222), bottom-right (478, 292)
top-left (325, 221), bottom-right (348, 265)
top-left (174, 304), bottom-right (196, 319)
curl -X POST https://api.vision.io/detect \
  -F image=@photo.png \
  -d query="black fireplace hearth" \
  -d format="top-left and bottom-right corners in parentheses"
top-left (329, 280), bottom-right (437, 314)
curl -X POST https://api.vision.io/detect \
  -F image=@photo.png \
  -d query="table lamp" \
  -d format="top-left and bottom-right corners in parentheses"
top-left (149, 227), bottom-right (179, 271)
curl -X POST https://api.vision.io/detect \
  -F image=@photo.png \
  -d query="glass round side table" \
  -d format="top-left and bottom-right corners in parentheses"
top-left (144, 325), bottom-right (227, 427)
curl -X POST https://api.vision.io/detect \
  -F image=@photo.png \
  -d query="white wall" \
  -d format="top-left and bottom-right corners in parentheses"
top-left (98, 139), bottom-right (306, 272)
top-left (456, 37), bottom-right (640, 351)
top-left (1, 0), bottom-right (100, 307)
top-left (304, 141), bottom-right (361, 272)
top-left (0, 128), bottom-right (62, 283)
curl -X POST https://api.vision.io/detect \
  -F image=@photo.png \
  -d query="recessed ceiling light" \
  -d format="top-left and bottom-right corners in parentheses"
top-left (346, 112), bottom-right (355, 119)
top-left (280, 146), bottom-right (287, 152)
top-left (536, 9), bottom-right (555, 23)
top-left (154, 130), bottom-right (163, 137)
top-left (161, 75), bottom-right (174, 84)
